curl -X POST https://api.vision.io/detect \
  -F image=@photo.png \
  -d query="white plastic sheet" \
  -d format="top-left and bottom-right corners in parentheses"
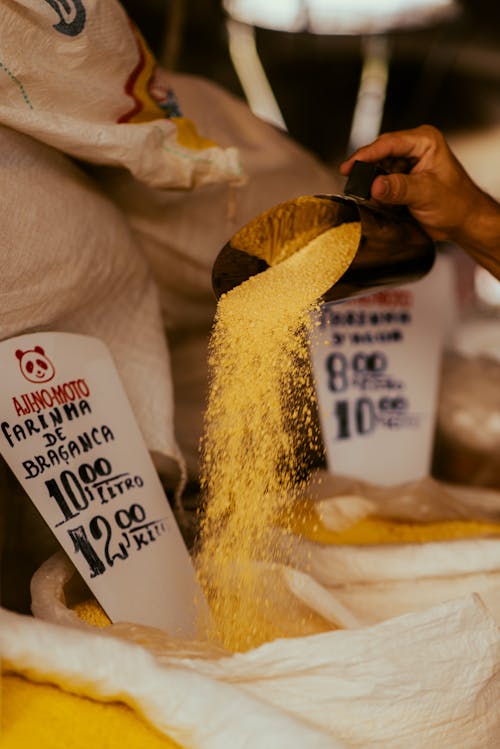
top-left (3, 593), bottom-right (500, 748)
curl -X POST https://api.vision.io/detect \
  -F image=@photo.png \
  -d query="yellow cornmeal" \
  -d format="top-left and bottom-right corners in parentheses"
top-left (197, 222), bottom-right (361, 652)
top-left (72, 599), bottom-right (111, 627)
top-left (285, 499), bottom-right (500, 545)
top-left (1, 673), bottom-right (181, 749)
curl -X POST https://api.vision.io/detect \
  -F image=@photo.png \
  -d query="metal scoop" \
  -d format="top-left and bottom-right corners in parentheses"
top-left (212, 161), bottom-right (435, 303)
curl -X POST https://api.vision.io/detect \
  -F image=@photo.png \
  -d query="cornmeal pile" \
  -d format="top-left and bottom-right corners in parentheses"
top-left (197, 221), bottom-right (361, 651)
top-left (287, 498), bottom-right (500, 545)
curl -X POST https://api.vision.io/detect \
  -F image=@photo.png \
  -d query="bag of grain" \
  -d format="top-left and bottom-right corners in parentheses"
top-left (0, 0), bottom-right (240, 609)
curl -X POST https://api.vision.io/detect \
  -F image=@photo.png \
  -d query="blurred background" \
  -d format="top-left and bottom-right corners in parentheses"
top-left (121, 0), bottom-right (500, 190)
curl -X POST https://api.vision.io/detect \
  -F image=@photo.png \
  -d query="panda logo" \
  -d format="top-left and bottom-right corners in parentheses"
top-left (16, 346), bottom-right (56, 384)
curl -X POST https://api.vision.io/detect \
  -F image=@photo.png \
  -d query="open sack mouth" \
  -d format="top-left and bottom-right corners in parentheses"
top-left (9, 476), bottom-right (498, 749)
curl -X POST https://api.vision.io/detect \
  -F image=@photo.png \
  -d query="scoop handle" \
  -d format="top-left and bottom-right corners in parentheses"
top-left (344, 158), bottom-right (417, 201)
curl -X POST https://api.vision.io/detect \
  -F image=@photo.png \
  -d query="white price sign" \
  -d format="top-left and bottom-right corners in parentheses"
top-left (311, 254), bottom-right (457, 485)
top-left (0, 332), bottom-right (207, 636)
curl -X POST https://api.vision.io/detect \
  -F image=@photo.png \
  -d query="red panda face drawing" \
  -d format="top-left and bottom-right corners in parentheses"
top-left (16, 346), bottom-right (55, 384)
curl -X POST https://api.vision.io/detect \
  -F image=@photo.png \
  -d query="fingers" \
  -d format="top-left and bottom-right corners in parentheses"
top-left (379, 156), bottom-right (418, 175)
top-left (374, 170), bottom-right (439, 208)
top-left (340, 125), bottom-right (441, 176)
top-left (340, 132), bottom-right (416, 176)
top-left (371, 173), bottom-right (411, 204)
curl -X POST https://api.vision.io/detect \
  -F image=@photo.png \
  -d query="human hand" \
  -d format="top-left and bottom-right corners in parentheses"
top-left (340, 125), bottom-right (500, 279)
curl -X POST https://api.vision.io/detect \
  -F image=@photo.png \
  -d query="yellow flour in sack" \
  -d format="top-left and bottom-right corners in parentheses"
top-left (198, 221), bottom-right (361, 652)
top-left (1, 672), bottom-right (181, 749)
top-left (285, 499), bottom-right (500, 545)
top-left (72, 599), bottom-right (111, 627)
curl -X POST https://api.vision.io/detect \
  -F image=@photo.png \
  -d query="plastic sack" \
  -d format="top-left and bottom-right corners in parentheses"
top-left (271, 471), bottom-right (500, 626)
top-left (0, 0), bottom-right (241, 189)
top-left (24, 474), bottom-right (500, 747)
top-left (303, 469), bottom-right (500, 523)
top-left (0, 124), bottom-right (179, 467)
top-left (5, 578), bottom-right (500, 747)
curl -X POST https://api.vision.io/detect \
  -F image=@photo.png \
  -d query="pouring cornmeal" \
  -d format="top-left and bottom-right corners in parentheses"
top-left (212, 160), bottom-right (435, 303)
top-left (200, 161), bottom-right (438, 651)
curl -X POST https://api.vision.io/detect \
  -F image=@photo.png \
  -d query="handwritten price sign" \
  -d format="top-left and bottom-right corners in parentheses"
top-left (0, 333), bottom-right (207, 636)
top-left (310, 255), bottom-right (457, 485)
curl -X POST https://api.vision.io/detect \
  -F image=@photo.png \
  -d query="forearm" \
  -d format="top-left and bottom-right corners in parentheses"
top-left (456, 192), bottom-right (500, 280)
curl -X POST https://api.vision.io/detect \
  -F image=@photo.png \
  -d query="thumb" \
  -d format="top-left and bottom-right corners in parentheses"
top-left (371, 173), bottom-right (414, 205)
